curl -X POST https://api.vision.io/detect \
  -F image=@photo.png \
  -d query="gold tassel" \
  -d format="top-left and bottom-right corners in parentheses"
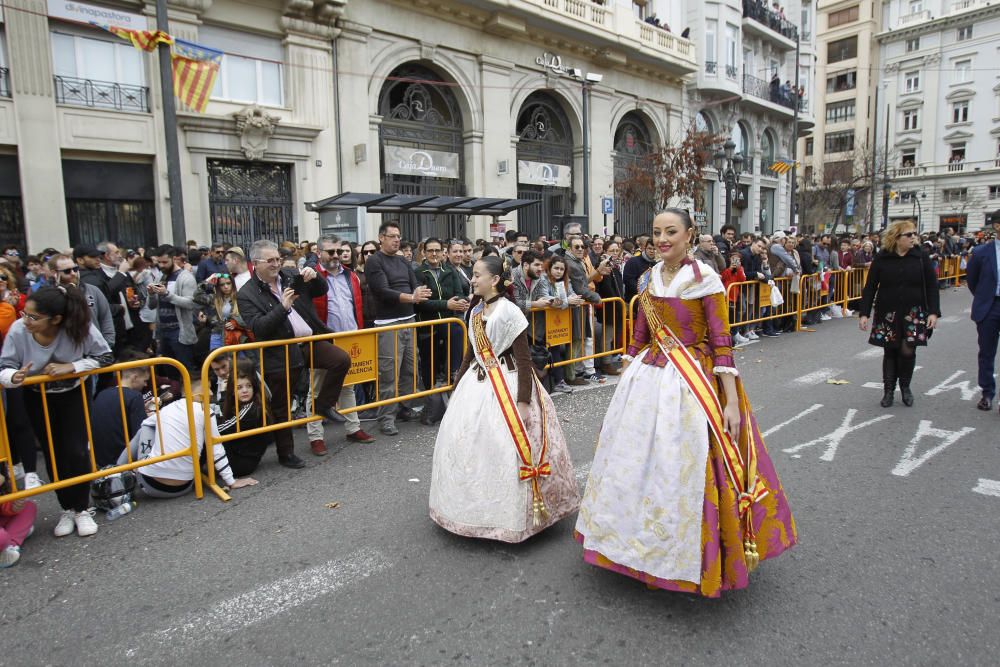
top-left (531, 480), bottom-right (548, 527)
top-left (743, 539), bottom-right (760, 572)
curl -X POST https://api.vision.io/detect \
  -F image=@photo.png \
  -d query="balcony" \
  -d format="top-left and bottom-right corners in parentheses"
top-left (483, 0), bottom-right (697, 75)
top-left (741, 0), bottom-right (798, 50)
top-left (951, 0), bottom-right (979, 12)
top-left (900, 10), bottom-right (932, 25)
top-left (742, 72), bottom-right (798, 114)
top-left (0, 67), bottom-right (9, 99)
top-left (705, 61), bottom-right (717, 74)
top-left (947, 160), bottom-right (964, 172)
top-left (54, 75), bottom-right (150, 113)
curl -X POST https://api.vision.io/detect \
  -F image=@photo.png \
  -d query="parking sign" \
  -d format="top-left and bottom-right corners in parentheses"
top-left (601, 197), bottom-right (614, 215)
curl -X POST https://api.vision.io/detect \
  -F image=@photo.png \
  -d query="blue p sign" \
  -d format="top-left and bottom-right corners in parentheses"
top-left (601, 197), bottom-right (614, 215)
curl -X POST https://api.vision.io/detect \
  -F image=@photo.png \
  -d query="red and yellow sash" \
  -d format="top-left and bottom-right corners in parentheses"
top-left (638, 287), bottom-right (769, 569)
top-left (471, 310), bottom-right (551, 524)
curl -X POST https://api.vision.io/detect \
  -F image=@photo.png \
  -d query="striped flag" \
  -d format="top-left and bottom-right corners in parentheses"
top-left (93, 23), bottom-right (174, 52)
top-left (171, 39), bottom-right (223, 114)
top-left (769, 159), bottom-right (799, 175)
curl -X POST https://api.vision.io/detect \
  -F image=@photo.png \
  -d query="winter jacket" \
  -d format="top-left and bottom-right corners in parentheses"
top-left (415, 261), bottom-right (466, 321)
top-left (312, 265), bottom-right (364, 330)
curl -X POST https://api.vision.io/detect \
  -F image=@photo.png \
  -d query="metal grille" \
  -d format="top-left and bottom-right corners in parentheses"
top-left (379, 65), bottom-right (465, 241)
top-left (53, 75), bottom-right (150, 113)
top-left (208, 160), bottom-right (295, 248)
top-left (516, 92), bottom-right (573, 238)
top-left (613, 114), bottom-right (655, 240)
top-left (0, 198), bottom-right (26, 253)
top-left (66, 200), bottom-right (157, 248)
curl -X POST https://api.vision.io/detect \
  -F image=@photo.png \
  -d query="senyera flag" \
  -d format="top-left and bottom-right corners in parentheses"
top-left (171, 39), bottom-right (223, 114)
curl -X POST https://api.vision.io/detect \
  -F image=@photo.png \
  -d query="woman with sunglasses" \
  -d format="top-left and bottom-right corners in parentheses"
top-left (859, 220), bottom-right (940, 407)
top-left (355, 241), bottom-right (381, 327)
top-left (197, 273), bottom-right (249, 351)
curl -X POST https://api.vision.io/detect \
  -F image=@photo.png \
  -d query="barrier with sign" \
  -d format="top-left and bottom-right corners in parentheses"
top-left (529, 297), bottom-right (627, 370)
top-left (0, 357), bottom-right (203, 505)
top-left (200, 318), bottom-right (467, 500)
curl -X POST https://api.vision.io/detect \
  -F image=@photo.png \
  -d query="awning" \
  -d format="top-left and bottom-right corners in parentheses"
top-left (307, 192), bottom-right (539, 217)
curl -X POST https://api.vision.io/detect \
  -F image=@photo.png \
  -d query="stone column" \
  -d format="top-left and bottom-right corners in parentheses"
top-left (475, 55), bottom-right (513, 240)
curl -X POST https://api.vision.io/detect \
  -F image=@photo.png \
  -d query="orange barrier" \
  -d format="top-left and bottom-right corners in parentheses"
top-left (0, 357), bottom-right (203, 505)
top-left (527, 297), bottom-right (627, 370)
top-left (200, 318), bottom-right (468, 500)
top-left (724, 276), bottom-right (797, 329)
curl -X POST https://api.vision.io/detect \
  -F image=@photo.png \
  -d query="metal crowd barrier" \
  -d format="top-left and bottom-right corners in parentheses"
top-left (200, 318), bottom-right (468, 500)
top-left (527, 297), bottom-right (627, 370)
top-left (937, 256), bottom-right (967, 286)
top-left (0, 357), bottom-right (203, 505)
top-left (724, 276), bottom-right (797, 329)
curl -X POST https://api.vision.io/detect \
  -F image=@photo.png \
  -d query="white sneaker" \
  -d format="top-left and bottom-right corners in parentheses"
top-left (820, 313), bottom-right (832, 321)
top-left (12, 462), bottom-right (24, 479)
top-left (74, 510), bottom-right (98, 537)
top-left (53, 510), bottom-right (76, 537)
top-left (552, 381), bottom-right (574, 394)
top-left (747, 331), bottom-right (760, 340)
top-left (843, 309), bottom-right (854, 317)
top-left (0, 545), bottom-right (20, 568)
top-left (733, 333), bottom-right (750, 347)
top-left (23, 472), bottom-right (42, 490)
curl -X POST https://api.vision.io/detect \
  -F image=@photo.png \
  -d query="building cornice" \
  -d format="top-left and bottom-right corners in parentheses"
top-left (876, 3), bottom-right (1000, 42)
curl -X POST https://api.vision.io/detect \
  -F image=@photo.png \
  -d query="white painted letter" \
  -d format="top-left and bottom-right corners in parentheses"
top-left (891, 420), bottom-right (976, 477)
top-left (924, 370), bottom-right (982, 402)
top-left (783, 409), bottom-right (893, 462)
top-left (761, 403), bottom-right (824, 438)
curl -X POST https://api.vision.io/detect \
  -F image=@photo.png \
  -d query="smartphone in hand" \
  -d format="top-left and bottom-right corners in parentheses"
top-left (290, 274), bottom-right (307, 294)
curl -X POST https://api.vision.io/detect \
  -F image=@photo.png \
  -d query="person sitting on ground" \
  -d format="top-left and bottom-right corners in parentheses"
top-left (217, 359), bottom-right (275, 478)
top-left (91, 359), bottom-right (151, 468)
top-left (0, 463), bottom-right (37, 569)
top-left (118, 377), bottom-right (258, 497)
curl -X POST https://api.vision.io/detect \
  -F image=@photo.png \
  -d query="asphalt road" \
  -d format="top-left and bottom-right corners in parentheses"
top-left (2, 286), bottom-right (998, 666)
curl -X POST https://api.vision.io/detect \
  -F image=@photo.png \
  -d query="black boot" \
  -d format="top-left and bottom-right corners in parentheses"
top-left (881, 350), bottom-right (897, 408)
top-left (898, 352), bottom-right (916, 407)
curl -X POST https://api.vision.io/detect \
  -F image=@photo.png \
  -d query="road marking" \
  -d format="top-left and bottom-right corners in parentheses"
top-left (122, 547), bottom-right (391, 662)
top-left (972, 479), bottom-right (1000, 498)
top-left (793, 368), bottom-right (844, 385)
top-left (862, 367), bottom-right (922, 390)
top-left (924, 370), bottom-right (981, 401)
top-left (783, 409), bottom-right (893, 462)
top-left (855, 348), bottom-right (883, 359)
top-left (761, 404), bottom-right (824, 438)
top-left (892, 420), bottom-right (976, 477)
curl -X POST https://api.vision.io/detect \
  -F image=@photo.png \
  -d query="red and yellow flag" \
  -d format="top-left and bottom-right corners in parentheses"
top-left (93, 23), bottom-right (174, 52)
top-left (171, 39), bottom-right (223, 114)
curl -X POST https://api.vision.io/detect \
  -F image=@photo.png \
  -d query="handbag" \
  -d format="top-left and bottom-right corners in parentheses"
top-left (223, 319), bottom-right (254, 346)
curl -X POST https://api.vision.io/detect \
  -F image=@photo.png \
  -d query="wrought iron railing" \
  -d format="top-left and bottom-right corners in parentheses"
top-left (705, 61), bottom-right (717, 74)
top-left (742, 72), bottom-right (799, 111)
top-left (742, 0), bottom-right (799, 41)
top-left (53, 75), bottom-right (150, 112)
top-left (725, 65), bottom-right (738, 79)
top-left (0, 68), bottom-right (10, 99)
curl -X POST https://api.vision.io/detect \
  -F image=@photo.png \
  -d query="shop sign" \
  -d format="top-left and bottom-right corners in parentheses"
top-left (383, 146), bottom-right (459, 179)
top-left (47, 0), bottom-right (146, 29)
top-left (518, 160), bottom-right (571, 188)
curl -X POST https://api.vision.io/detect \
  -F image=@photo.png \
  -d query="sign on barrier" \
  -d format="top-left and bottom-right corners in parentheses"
top-left (545, 308), bottom-right (572, 346)
top-left (333, 331), bottom-right (378, 385)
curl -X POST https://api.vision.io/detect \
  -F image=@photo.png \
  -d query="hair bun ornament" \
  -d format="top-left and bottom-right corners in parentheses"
top-left (503, 278), bottom-right (513, 287)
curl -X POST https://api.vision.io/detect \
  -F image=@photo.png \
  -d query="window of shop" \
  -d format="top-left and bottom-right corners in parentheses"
top-left (208, 160), bottom-right (295, 248)
top-left (62, 160), bottom-right (157, 248)
top-left (613, 112), bottom-right (656, 240)
top-left (378, 63), bottom-right (466, 241)
top-left (51, 29), bottom-right (148, 111)
top-left (0, 156), bottom-right (26, 253)
top-left (202, 25), bottom-right (283, 107)
top-left (516, 91), bottom-right (574, 239)
top-left (827, 37), bottom-right (857, 64)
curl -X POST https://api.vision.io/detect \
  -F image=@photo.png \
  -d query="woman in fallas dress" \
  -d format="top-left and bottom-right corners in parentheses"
top-left (575, 209), bottom-right (797, 597)
top-left (429, 256), bottom-right (579, 542)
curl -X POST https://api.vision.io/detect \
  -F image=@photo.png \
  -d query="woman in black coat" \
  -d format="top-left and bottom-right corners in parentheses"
top-left (858, 220), bottom-right (940, 407)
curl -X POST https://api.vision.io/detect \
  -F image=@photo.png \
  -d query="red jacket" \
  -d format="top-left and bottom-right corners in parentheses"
top-left (312, 265), bottom-right (364, 330)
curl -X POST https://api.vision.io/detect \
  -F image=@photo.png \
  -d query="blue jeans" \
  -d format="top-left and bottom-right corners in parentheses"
top-left (158, 327), bottom-right (194, 375)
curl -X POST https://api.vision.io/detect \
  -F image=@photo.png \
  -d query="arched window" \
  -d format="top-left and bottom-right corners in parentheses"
top-left (515, 91), bottom-right (575, 238)
top-left (731, 121), bottom-right (752, 173)
top-left (613, 112), bottom-right (656, 239)
top-left (696, 111), bottom-right (714, 134)
top-left (761, 130), bottom-right (776, 170)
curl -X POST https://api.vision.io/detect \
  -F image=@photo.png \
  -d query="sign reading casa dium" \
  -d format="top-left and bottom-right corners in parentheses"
top-left (383, 146), bottom-right (460, 179)
top-left (47, 0), bottom-right (146, 28)
top-left (333, 331), bottom-right (378, 385)
top-left (518, 160), bottom-right (572, 188)
top-left (545, 308), bottom-right (572, 347)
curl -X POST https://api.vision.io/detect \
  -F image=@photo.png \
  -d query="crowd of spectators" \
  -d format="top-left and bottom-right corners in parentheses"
top-left (0, 219), bottom-right (988, 566)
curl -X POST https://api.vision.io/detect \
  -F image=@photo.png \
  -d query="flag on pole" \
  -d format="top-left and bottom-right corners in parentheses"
top-left (769, 160), bottom-right (799, 175)
top-left (171, 39), bottom-right (223, 114)
top-left (92, 23), bottom-right (174, 52)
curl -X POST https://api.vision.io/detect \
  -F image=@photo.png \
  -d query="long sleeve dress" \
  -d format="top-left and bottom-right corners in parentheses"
top-left (575, 260), bottom-right (797, 597)
top-left (429, 297), bottom-right (580, 542)
top-left (858, 247), bottom-right (941, 349)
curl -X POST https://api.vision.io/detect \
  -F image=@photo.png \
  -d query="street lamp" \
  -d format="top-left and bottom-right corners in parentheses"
top-left (713, 139), bottom-right (746, 232)
top-left (571, 69), bottom-right (603, 224)
top-left (913, 191), bottom-right (926, 233)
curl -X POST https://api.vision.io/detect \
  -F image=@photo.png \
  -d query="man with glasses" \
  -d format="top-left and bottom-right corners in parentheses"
top-left (564, 237), bottom-right (605, 384)
top-left (196, 243), bottom-right (227, 283)
top-left (305, 236), bottom-right (377, 451)
top-left (365, 222), bottom-right (431, 436)
top-left (237, 240), bottom-right (351, 468)
top-left (48, 254), bottom-right (115, 348)
top-left (415, 237), bottom-right (468, 415)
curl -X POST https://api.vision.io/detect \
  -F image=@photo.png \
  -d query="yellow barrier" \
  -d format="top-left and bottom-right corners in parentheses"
top-left (200, 318), bottom-right (468, 500)
top-left (0, 357), bottom-right (203, 505)
top-left (724, 276), bottom-right (797, 329)
top-left (527, 297), bottom-right (627, 370)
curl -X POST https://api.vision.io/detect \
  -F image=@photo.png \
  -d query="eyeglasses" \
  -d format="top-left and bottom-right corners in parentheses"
top-left (900, 232), bottom-right (917, 238)
top-left (23, 312), bottom-right (49, 322)
top-left (57, 267), bottom-right (79, 275)
top-left (570, 245), bottom-right (584, 250)
top-left (363, 249), bottom-right (378, 256)
top-left (258, 257), bottom-right (282, 266)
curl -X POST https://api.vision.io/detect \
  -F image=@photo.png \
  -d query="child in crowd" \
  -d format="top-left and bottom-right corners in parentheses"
top-left (721, 252), bottom-right (748, 345)
top-left (217, 359), bottom-right (274, 477)
top-left (0, 463), bottom-right (37, 568)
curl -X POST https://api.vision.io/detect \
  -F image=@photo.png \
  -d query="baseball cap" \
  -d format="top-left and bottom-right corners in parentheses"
top-left (73, 244), bottom-right (101, 259)
top-left (225, 246), bottom-right (245, 259)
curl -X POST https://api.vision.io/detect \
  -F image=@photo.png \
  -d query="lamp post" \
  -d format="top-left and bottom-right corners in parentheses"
top-left (571, 69), bottom-right (603, 225)
top-left (714, 139), bottom-right (745, 233)
top-left (913, 191), bottom-right (925, 233)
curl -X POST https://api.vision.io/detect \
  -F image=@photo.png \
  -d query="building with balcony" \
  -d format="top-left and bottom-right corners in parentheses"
top-left (877, 0), bottom-right (1000, 233)
top-left (0, 0), bottom-right (697, 252)
top-left (796, 0), bottom-right (881, 232)
top-left (686, 0), bottom-right (814, 235)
